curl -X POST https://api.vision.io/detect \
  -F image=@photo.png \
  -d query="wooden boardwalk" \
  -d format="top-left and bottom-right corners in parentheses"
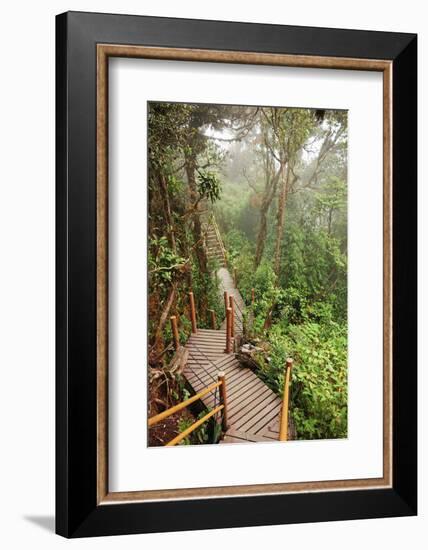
top-left (182, 223), bottom-right (286, 443)
top-left (183, 328), bottom-right (283, 443)
top-left (217, 267), bottom-right (245, 335)
top-left (181, 214), bottom-right (289, 444)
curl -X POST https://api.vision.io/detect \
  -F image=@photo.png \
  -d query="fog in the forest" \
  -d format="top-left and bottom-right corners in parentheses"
top-left (148, 102), bottom-right (348, 445)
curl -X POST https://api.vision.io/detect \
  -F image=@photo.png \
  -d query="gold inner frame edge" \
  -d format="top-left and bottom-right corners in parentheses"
top-left (96, 44), bottom-right (393, 504)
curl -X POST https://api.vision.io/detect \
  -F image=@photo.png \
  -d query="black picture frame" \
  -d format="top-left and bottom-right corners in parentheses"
top-left (56, 11), bottom-right (417, 538)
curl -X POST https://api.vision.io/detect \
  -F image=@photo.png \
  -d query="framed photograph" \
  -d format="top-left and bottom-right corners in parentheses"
top-left (56, 11), bottom-right (417, 537)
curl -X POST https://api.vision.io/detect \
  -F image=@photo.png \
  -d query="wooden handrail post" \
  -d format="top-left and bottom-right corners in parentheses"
top-left (233, 267), bottom-right (237, 287)
top-left (170, 315), bottom-right (180, 350)
top-left (279, 358), bottom-right (293, 441)
top-left (224, 307), bottom-right (232, 353)
top-left (189, 291), bottom-right (197, 333)
top-left (251, 288), bottom-right (255, 306)
top-left (208, 309), bottom-right (216, 329)
top-left (218, 371), bottom-right (229, 431)
top-left (229, 295), bottom-right (235, 338)
top-left (223, 291), bottom-right (229, 317)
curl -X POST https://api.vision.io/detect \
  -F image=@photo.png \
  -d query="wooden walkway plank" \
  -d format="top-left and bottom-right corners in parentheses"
top-left (217, 267), bottom-right (245, 334)
top-left (232, 392), bottom-right (280, 429)
top-left (228, 386), bottom-right (275, 422)
top-left (221, 429), bottom-right (273, 444)
top-left (245, 403), bottom-right (283, 435)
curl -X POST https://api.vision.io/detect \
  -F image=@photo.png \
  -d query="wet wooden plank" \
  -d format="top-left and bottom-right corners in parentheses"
top-left (247, 403), bottom-right (282, 435)
top-left (187, 369), bottom-right (253, 407)
top-left (233, 393), bottom-right (280, 430)
top-left (185, 357), bottom-right (239, 385)
top-left (228, 386), bottom-right (274, 422)
top-left (228, 374), bottom-right (266, 400)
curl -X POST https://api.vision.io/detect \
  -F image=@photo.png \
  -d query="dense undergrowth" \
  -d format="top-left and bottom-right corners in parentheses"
top-left (224, 219), bottom-right (348, 440)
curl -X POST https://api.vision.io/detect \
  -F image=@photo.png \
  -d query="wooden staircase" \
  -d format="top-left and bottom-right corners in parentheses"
top-left (203, 216), bottom-right (227, 267)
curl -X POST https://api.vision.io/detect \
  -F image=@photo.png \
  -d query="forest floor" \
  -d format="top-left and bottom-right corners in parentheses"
top-left (148, 383), bottom-right (195, 446)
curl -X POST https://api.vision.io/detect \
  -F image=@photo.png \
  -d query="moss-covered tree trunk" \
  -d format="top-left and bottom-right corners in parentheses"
top-left (273, 162), bottom-right (290, 278)
top-left (185, 151), bottom-right (209, 318)
top-left (254, 165), bottom-right (282, 269)
top-left (185, 153), bottom-right (208, 275)
top-left (157, 172), bottom-right (176, 251)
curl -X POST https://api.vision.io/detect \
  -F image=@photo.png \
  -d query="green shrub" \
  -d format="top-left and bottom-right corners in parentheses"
top-left (255, 319), bottom-right (347, 440)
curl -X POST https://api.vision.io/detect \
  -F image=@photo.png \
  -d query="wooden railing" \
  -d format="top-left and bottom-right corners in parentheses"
top-left (173, 289), bottom-right (236, 355)
top-left (279, 358), bottom-right (293, 441)
top-left (222, 291), bottom-right (235, 353)
top-left (148, 372), bottom-right (229, 446)
top-left (165, 273), bottom-right (294, 443)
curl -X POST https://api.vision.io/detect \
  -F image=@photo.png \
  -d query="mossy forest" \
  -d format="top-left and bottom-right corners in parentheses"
top-left (148, 101), bottom-right (348, 446)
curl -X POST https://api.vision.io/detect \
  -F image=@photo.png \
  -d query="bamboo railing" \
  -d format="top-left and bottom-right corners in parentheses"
top-left (148, 372), bottom-right (229, 446)
top-left (279, 358), bottom-right (293, 441)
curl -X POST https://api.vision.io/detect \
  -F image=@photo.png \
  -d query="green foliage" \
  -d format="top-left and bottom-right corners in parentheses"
top-left (315, 177), bottom-right (347, 215)
top-left (214, 182), bottom-right (256, 240)
top-left (166, 174), bottom-right (185, 196)
top-left (215, 182), bottom-right (348, 441)
top-left (227, 223), bottom-right (348, 440)
top-left (197, 169), bottom-right (221, 203)
top-left (148, 102), bottom-right (192, 173)
top-left (178, 411), bottom-right (222, 445)
top-left (189, 259), bottom-right (223, 329)
top-left (178, 413), bottom-right (208, 445)
top-left (148, 236), bottom-right (187, 288)
top-left (163, 317), bottom-right (192, 351)
top-left (170, 376), bottom-right (190, 404)
top-left (223, 229), bottom-right (252, 267)
top-left (287, 321), bottom-right (347, 440)
top-left (251, 315), bottom-right (347, 440)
